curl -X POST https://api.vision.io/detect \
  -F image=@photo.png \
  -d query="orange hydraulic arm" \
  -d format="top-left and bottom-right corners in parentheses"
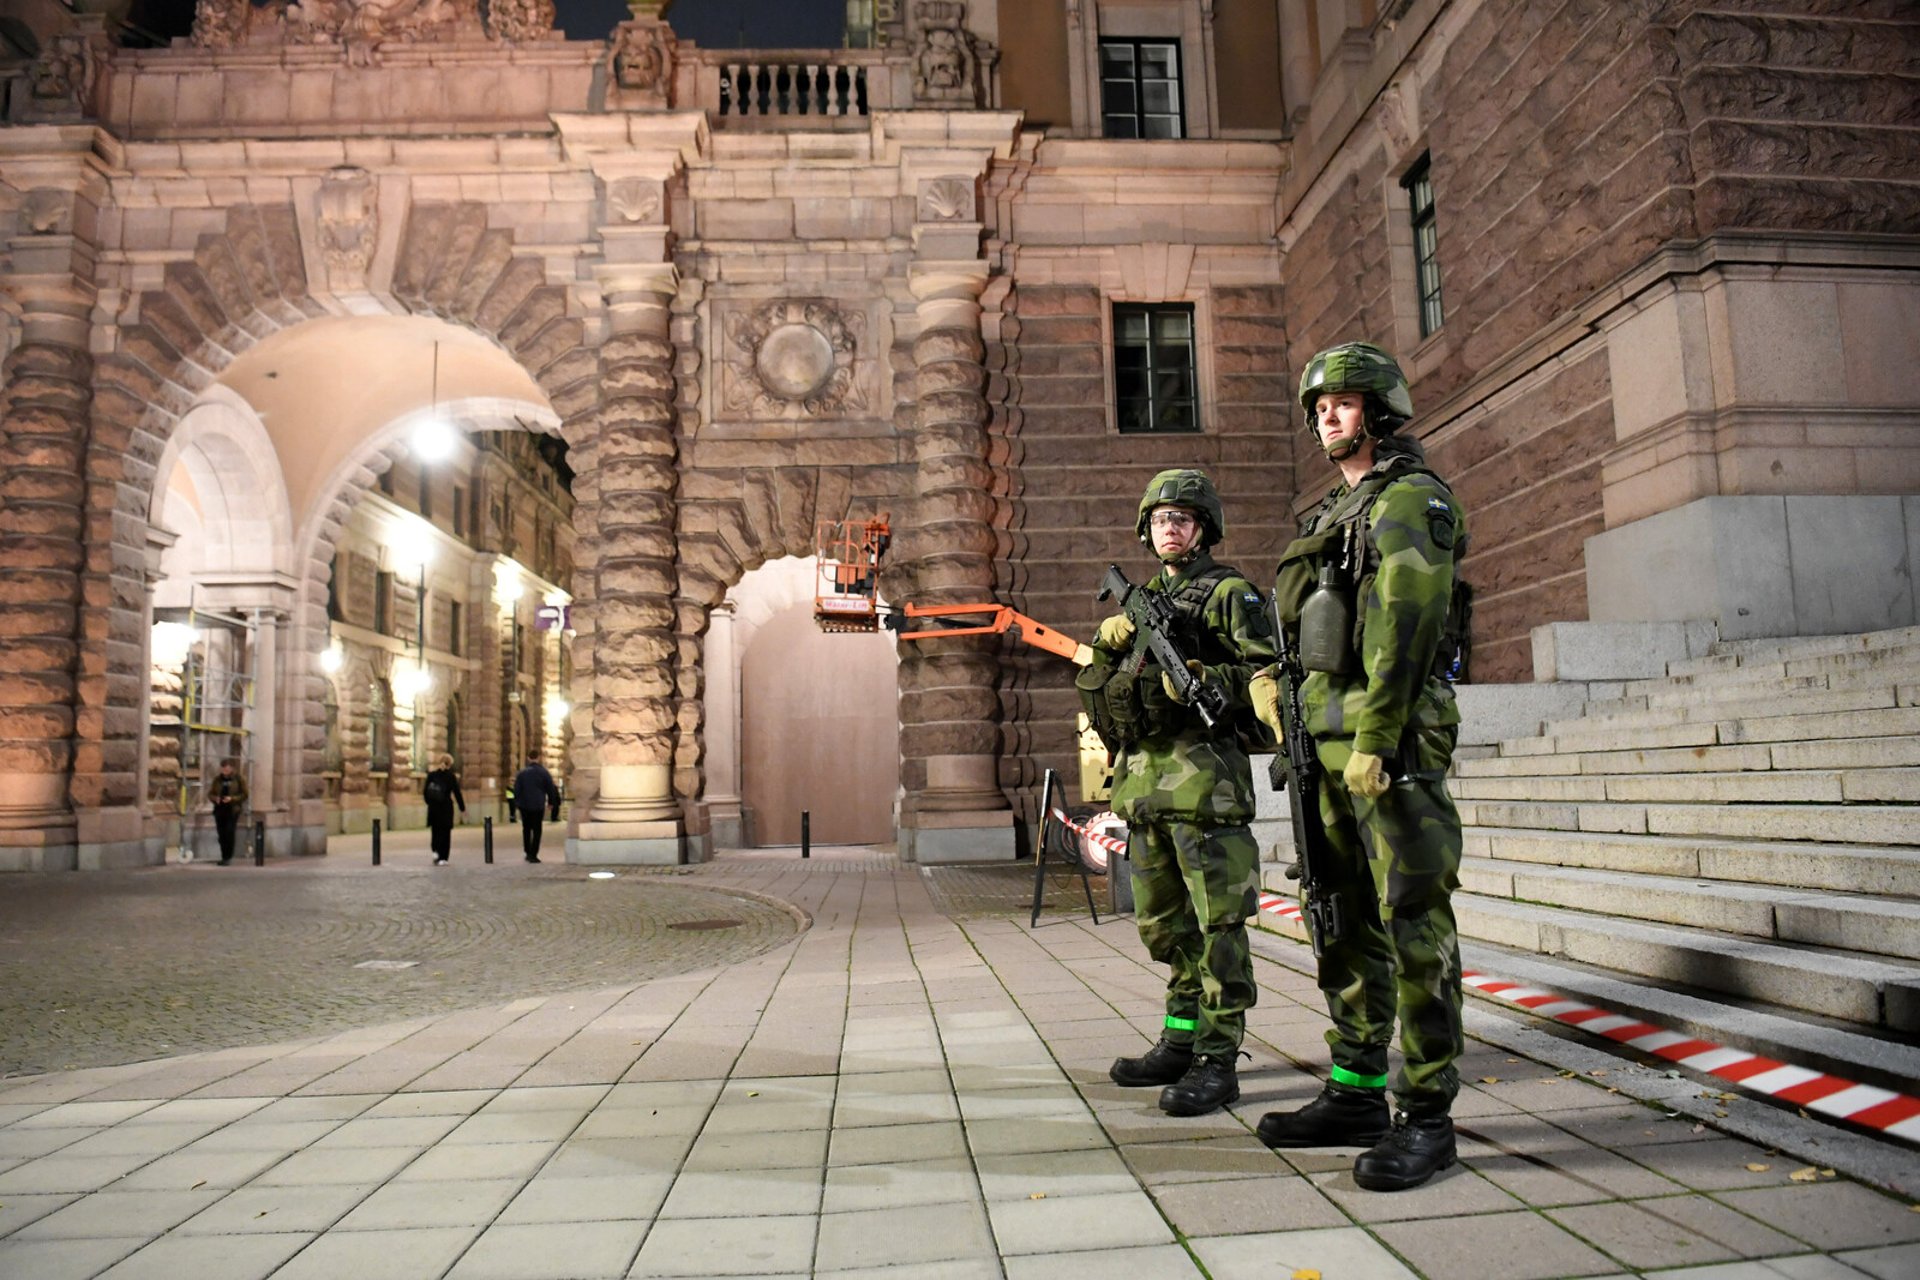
top-left (891, 602), bottom-right (1094, 667)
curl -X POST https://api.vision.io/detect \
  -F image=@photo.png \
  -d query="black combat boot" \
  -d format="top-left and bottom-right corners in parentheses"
top-left (1109, 1038), bottom-right (1194, 1087)
top-left (1352, 1112), bottom-right (1456, 1191)
top-left (1158, 1054), bottom-right (1240, 1116)
top-left (1256, 1082), bottom-right (1390, 1149)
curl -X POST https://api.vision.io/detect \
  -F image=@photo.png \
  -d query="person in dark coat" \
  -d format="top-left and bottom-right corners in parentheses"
top-left (510, 753), bottom-right (561, 863)
top-left (209, 757), bottom-right (248, 865)
top-left (423, 753), bottom-right (466, 866)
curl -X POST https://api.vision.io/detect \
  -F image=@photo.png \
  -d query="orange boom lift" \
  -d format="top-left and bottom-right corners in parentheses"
top-left (813, 514), bottom-right (1092, 666)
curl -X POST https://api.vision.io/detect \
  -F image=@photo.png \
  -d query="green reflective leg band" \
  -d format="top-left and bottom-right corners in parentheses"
top-left (1164, 1016), bottom-right (1198, 1033)
top-left (1329, 1065), bottom-right (1389, 1090)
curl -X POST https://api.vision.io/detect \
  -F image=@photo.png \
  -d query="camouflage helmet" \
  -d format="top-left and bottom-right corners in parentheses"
top-left (1135, 468), bottom-right (1224, 546)
top-left (1297, 341), bottom-right (1415, 432)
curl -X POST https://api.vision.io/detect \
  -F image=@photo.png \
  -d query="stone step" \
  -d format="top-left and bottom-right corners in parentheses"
top-left (1457, 736), bottom-right (1920, 778)
top-left (1451, 768), bottom-right (1920, 805)
top-left (1496, 704), bottom-right (1920, 758)
top-left (1453, 896), bottom-right (1920, 1032)
top-left (1459, 799), bottom-right (1920, 846)
top-left (1463, 827), bottom-right (1920, 895)
top-left (1701, 624), bottom-right (1920, 669)
top-left (1542, 686), bottom-right (1904, 740)
top-left (1459, 858), bottom-right (1920, 961)
top-left (1628, 645), bottom-right (1920, 699)
top-left (1590, 662), bottom-right (1920, 718)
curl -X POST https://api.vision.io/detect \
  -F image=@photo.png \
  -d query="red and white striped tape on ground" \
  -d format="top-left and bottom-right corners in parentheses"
top-left (1254, 892), bottom-right (1920, 1145)
top-left (1050, 809), bottom-right (1129, 857)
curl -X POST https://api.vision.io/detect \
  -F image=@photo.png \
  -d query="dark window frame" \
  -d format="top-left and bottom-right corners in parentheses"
top-left (1112, 302), bottom-right (1201, 435)
top-left (448, 599), bottom-right (464, 658)
top-left (373, 570), bottom-right (393, 636)
top-left (1404, 153), bottom-right (1444, 338)
top-left (1099, 38), bottom-right (1185, 140)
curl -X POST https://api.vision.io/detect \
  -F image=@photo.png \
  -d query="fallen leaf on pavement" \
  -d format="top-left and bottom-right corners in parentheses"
top-left (1292, 1271), bottom-right (1321, 1280)
top-left (1029, 1192), bottom-right (1046, 1200)
top-left (1479, 1076), bottom-right (1499, 1084)
top-left (1745, 1163), bottom-right (1769, 1173)
top-left (1790, 1167), bottom-right (1819, 1183)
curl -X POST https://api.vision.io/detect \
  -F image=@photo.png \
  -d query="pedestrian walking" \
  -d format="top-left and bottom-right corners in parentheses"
top-left (1079, 469), bottom-right (1275, 1117)
top-left (209, 757), bottom-right (249, 865)
top-left (423, 753), bottom-right (466, 866)
top-left (1253, 342), bottom-right (1473, 1191)
top-left (510, 753), bottom-right (561, 863)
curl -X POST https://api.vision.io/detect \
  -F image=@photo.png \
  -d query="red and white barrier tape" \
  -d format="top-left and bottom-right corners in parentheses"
top-left (1254, 893), bottom-right (1920, 1144)
top-left (1050, 809), bottom-right (1129, 857)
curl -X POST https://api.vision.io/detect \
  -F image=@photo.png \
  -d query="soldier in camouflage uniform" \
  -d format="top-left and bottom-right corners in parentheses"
top-left (1251, 342), bottom-right (1470, 1191)
top-left (1084, 469), bottom-right (1275, 1116)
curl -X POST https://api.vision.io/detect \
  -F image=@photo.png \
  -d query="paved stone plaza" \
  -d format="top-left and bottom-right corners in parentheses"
top-left (1, 844), bottom-right (1916, 1279)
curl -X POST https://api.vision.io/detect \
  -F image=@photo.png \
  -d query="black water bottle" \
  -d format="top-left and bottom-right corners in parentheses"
top-left (1299, 564), bottom-right (1358, 675)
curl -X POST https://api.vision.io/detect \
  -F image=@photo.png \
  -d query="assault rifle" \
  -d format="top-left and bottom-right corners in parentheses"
top-left (1268, 601), bottom-right (1343, 958)
top-left (1098, 565), bottom-right (1232, 730)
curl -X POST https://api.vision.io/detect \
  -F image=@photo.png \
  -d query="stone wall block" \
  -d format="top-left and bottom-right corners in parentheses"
top-left (472, 257), bottom-right (547, 336)
top-left (497, 287), bottom-right (571, 353)
top-left (392, 204), bottom-right (458, 300)
top-left (195, 235), bottom-right (263, 332)
top-left (900, 720), bottom-right (999, 760)
top-left (423, 209), bottom-right (493, 313)
top-left (256, 205), bottom-right (311, 302)
top-left (449, 229), bottom-right (517, 322)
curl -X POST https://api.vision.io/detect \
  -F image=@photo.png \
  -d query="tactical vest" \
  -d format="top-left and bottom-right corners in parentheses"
top-left (1078, 562), bottom-right (1243, 751)
top-left (1273, 457), bottom-right (1474, 682)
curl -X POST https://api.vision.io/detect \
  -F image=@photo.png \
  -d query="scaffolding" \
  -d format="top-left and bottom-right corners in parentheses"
top-left (150, 604), bottom-right (256, 857)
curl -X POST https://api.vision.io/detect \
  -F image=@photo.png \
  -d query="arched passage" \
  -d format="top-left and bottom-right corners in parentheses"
top-left (715, 557), bottom-right (899, 847)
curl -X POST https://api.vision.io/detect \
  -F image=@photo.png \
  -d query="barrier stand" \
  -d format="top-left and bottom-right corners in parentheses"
top-left (801, 810), bottom-right (810, 859)
top-left (483, 816), bottom-right (494, 864)
top-left (371, 818), bottom-right (381, 866)
top-left (1028, 768), bottom-right (1102, 928)
top-left (252, 819), bottom-right (265, 866)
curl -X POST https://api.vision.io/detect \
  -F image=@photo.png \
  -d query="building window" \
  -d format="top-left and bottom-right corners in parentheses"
top-left (419, 472), bottom-right (433, 521)
top-left (327, 553), bottom-right (344, 622)
top-left (374, 570), bottom-right (392, 636)
top-left (1100, 40), bottom-right (1184, 139)
top-left (445, 699), bottom-right (460, 768)
top-left (1405, 154), bottom-right (1443, 338)
top-left (448, 600), bottom-right (464, 657)
top-left (369, 681), bottom-right (392, 776)
top-left (452, 485), bottom-right (466, 538)
top-left (1113, 303), bottom-right (1200, 434)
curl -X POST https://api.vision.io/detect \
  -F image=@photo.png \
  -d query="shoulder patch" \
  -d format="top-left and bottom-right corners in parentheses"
top-left (1427, 496), bottom-right (1450, 512)
top-left (1243, 591), bottom-right (1263, 605)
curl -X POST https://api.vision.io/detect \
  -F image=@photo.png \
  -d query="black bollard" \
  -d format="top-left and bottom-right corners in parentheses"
top-left (801, 809), bottom-right (810, 859)
top-left (252, 819), bottom-right (265, 866)
top-left (372, 818), bottom-right (382, 866)
top-left (483, 816), bottom-right (494, 864)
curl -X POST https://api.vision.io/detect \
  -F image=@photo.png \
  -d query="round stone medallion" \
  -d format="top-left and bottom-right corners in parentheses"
top-left (755, 322), bottom-right (836, 399)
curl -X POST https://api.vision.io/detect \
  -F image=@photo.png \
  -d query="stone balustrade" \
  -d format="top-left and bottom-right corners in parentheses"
top-left (690, 49), bottom-right (906, 121)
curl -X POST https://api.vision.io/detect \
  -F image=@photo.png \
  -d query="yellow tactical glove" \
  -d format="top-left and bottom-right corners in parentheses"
top-left (1249, 670), bottom-right (1281, 735)
top-left (1162, 658), bottom-right (1208, 704)
top-left (1344, 750), bottom-right (1391, 800)
top-left (1095, 614), bottom-right (1135, 651)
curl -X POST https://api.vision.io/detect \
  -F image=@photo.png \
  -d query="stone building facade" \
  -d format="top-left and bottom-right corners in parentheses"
top-left (1, 0), bottom-right (1914, 870)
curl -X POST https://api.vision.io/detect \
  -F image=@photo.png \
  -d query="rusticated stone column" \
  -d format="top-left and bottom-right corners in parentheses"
top-left (572, 258), bottom-right (689, 864)
top-left (0, 223), bottom-right (93, 871)
top-left (898, 259), bottom-right (1017, 864)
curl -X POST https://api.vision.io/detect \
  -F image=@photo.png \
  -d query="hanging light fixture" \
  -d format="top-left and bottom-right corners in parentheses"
top-left (412, 339), bottom-right (457, 462)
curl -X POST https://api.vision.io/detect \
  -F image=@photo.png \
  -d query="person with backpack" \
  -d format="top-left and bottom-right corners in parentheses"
top-left (1080, 469), bottom-right (1275, 1118)
top-left (1251, 342), bottom-right (1472, 1191)
top-left (423, 753), bottom-right (466, 866)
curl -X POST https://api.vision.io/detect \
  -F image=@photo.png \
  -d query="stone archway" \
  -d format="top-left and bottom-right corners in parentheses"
top-left (5, 200), bottom-right (649, 868)
top-left (707, 557), bottom-right (899, 848)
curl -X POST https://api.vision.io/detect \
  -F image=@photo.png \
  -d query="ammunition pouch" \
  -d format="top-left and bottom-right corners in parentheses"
top-left (1077, 658), bottom-right (1149, 751)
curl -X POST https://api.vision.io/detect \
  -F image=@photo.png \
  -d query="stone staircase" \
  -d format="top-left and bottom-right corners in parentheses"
top-left (1447, 625), bottom-right (1920, 1039)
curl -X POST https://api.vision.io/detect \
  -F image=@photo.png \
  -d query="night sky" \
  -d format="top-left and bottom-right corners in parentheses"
top-left (119, 1), bottom-right (848, 51)
top-left (556, 1), bottom-right (844, 47)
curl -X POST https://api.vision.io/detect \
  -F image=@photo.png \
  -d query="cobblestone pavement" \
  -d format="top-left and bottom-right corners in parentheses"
top-left (0, 831), bottom-right (799, 1077)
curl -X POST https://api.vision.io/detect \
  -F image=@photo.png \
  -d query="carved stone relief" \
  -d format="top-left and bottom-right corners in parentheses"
top-left (606, 178), bottom-right (663, 225)
top-left (12, 34), bottom-right (99, 121)
top-left (918, 177), bottom-right (975, 223)
top-left (317, 167), bottom-right (379, 284)
top-left (721, 300), bottom-right (870, 420)
top-left (189, 0), bottom-right (517, 60)
top-left (20, 189), bottom-right (75, 236)
top-left (911, 0), bottom-right (995, 107)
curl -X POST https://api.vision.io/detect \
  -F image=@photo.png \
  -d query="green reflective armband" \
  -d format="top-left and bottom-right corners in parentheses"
top-left (1163, 1015), bottom-right (1198, 1033)
top-left (1329, 1064), bottom-right (1389, 1089)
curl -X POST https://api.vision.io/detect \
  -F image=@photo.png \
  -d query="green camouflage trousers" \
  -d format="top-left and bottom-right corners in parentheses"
top-left (1312, 726), bottom-right (1465, 1115)
top-left (1131, 820), bottom-right (1261, 1058)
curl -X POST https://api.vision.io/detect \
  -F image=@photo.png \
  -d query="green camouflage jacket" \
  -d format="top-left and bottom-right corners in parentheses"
top-left (1296, 438), bottom-right (1465, 755)
top-left (1101, 553), bottom-right (1276, 825)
